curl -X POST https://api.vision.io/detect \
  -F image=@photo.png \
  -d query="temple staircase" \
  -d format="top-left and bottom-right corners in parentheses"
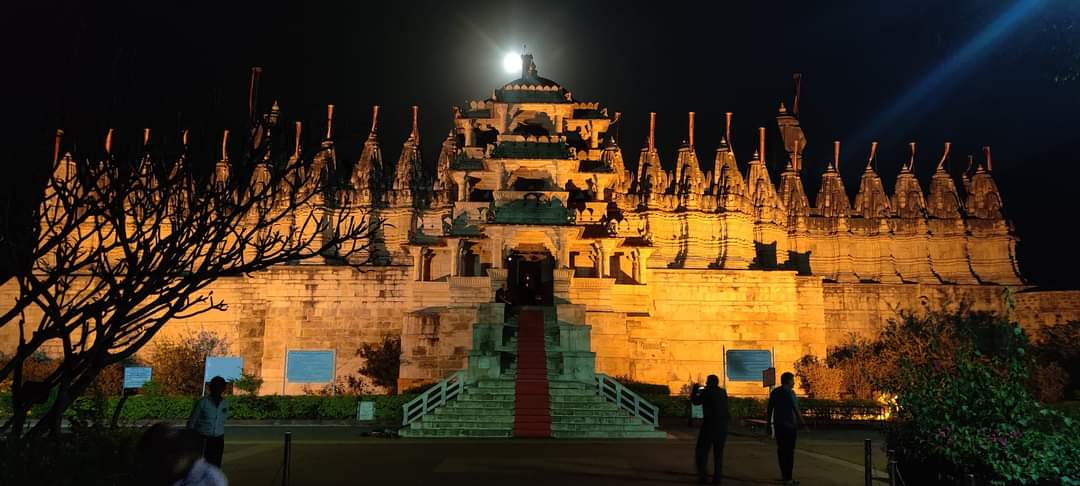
top-left (399, 303), bottom-right (665, 439)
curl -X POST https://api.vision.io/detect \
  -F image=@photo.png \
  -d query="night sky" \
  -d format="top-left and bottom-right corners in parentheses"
top-left (5, 0), bottom-right (1079, 288)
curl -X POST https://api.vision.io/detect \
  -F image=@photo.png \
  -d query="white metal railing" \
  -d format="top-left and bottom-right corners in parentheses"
top-left (596, 373), bottom-right (660, 427)
top-left (401, 370), bottom-right (466, 426)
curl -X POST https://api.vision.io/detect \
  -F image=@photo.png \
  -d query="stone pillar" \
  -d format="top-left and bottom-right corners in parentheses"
top-left (454, 173), bottom-right (468, 202)
top-left (598, 239), bottom-right (617, 278)
top-left (409, 246), bottom-right (424, 281)
top-left (446, 238), bottom-right (461, 276)
top-left (490, 235), bottom-right (505, 269)
top-left (635, 247), bottom-right (655, 285)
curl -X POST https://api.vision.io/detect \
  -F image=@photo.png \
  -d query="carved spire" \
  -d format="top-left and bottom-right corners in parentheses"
top-left (390, 106), bottom-right (423, 207)
top-left (792, 73), bottom-right (802, 117)
top-left (853, 141), bottom-right (892, 219)
top-left (778, 138), bottom-right (810, 221)
top-left (431, 129), bottom-right (458, 207)
top-left (892, 141), bottom-right (927, 218)
top-left (675, 112), bottom-right (705, 206)
top-left (354, 107), bottom-right (384, 206)
top-left (815, 140), bottom-right (850, 218)
top-left (746, 127), bottom-right (785, 223)
top-left (637, 112), bottom-right (667, 203)
top-left (713, 126), bottom-right (745, 206)
top-left (724, 112), bottom-right (733, 149)
top-left (602, 135), bottom-right (630, 195)
top-left (212, 130), bottom-right (231, 190)
top-left (965, 145), bottom-right (1004, 219)
top-left (325, 104), bottom-right (335, 140)
top-left (927, 142), bottom-right (962, 219)
top-left (984, 145), bottom-right (993, 172)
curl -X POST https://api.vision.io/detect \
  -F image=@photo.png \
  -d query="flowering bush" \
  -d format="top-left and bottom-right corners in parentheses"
top-left (885, 312), bottom-right (1080, 485)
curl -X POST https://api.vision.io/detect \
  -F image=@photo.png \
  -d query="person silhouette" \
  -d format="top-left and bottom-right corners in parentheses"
top-left (188, 376), bottom-right (230, 468)
top-left (767, 372), bottom-right (804, 485)
top-left (691, 374), bottom-right (729, 484)
top-left (136, 422), bottom-right (227, 486)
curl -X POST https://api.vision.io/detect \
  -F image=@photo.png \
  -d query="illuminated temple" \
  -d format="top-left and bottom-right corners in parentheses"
top-left (5, 56), bottom-right (1079, 420)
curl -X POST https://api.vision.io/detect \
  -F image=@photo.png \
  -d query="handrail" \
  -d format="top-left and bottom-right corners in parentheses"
top-left (401, 370), bottom-right (466, 426)
top-left (595, 373), bottom-right (660, 427)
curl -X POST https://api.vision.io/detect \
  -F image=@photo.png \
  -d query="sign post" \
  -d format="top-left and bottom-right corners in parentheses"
top-left (285, 350), bottom-right (336, 394)
top-left (122, 367), bottom-right (153, 390)
top-left (202, 356), bottom-right (243, 396)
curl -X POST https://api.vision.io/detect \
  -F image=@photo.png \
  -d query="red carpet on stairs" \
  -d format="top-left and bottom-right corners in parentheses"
top-left (513, 309), bottom-right (551, 438)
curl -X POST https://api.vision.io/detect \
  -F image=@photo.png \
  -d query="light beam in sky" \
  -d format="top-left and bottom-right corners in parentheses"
top-left (850, 0), bottom-right (1044, 153)
top-left (502, 52), bottom-right (520, 75)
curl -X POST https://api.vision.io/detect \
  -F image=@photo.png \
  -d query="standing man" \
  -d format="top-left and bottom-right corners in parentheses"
top-left (691, 374), bottom-right (730, 485)
top-left (188, 376), bottom-right (230, 468)
top-left (766, 372), bottom-right (803, 485)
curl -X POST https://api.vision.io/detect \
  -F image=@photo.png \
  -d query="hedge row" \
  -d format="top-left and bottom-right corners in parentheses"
top-left (1, 393), bottom-right (887, 423)
top-left (0, 394), bottom-right (419, 424)
top-left (641, 394), bottom-right (884, 420)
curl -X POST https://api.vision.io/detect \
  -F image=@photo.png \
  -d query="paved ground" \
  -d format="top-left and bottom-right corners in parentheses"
top-left (219, 425), bottom-right (891, 485)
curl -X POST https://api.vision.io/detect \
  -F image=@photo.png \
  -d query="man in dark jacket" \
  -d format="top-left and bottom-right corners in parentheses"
top-left (767, 372), bottom-right (804, 485)
top-left (691, 374), bottom-right (729, 484)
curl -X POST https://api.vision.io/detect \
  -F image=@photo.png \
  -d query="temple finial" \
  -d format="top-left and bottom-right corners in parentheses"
top-left (788, 138), bottom-right (800, 170)
top-left (792, 73), bottom-right (803, 117)
top-left (53, 129), bottom-right (64, 165)
top-left (410, 105), bottom-right (420, 141)
top-left (758, 127), bottom-right (766, 165)
top-left (867, 141), bottom-right (878, 171)
top-left (104, 128), bottom-right (113, 155)
top-left (936, 142), bottom-right (951, 171)
top-left (966, 154), bottom-right (974, 174)
top-left (648, 112), bottom-right (656, 152)
top-left (325, 104), bottom-right (335, 140)
top-left (143, 128), bottom-right (151, 147)
top-left (221, 130), bottom-right (230, 161)
top-left (907, 142), bottom-right (916, 171)
top-left (724, 112), bottom-right (733, 147)
top-left (293, 121), bottom-right (302, 158)
top-left (248, 67), bottom-right (263, 120)
top-left (688, 112), bottom-right (695, 148)
top-left (370, 105), bottom-right (380, 135)
top-left (983, 146), bottom-right (992, 171)
top-left (832, 140), bottom-right (841, 171)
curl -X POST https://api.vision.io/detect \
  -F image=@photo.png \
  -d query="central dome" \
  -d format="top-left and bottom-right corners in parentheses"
top-left (495, 54), bottom-right (572, 103)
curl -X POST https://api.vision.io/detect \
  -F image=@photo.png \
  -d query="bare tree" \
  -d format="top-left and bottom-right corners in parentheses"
top-left (0, 78), bottom-right (381, 448)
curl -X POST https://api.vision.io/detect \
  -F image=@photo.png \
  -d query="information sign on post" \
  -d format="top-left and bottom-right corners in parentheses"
top-left (204, 356), bottom-right (244, 382)
top-left (285, 350), bottom-right (336, 384)
top-left (123, 367), bottom-right (153, 389)
top-left (357, 400), bottom-right (375, 421)
top-left (763, 367), bottom-right (777, 388)
top-left (725, 350), bottom-right (774, 382)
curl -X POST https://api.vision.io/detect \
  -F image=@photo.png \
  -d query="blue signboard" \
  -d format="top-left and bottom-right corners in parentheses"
top-left (123, 367), bottom-right (153, 389)
top-left (204, 356), bottom-right (243, 382)
top-left (725, 350), bottom-right (773, 382)
top-left (286, 350), bottom-right (335, 383)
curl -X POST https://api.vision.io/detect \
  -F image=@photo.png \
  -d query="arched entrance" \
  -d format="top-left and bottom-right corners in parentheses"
top-left (507, 244), bottom-right (554, 305)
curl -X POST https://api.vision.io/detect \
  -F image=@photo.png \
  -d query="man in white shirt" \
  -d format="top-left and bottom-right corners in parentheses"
top-left (187, 376), bottom-right (230, 467)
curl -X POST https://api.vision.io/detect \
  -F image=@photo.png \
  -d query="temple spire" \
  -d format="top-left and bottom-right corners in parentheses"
top-left (724, 112), bottom-right (733, 148)
top-left (792, 73), bottom-right (802, 117)
top-left (648, 112), bottom-right (656, 152)
top-left (936, 141), bottom-right (951, 172)
top-left (410, 105), bottom-right (420, 141)
top-left (293, 121), bottom-right (302, 159)
top-left (52, 129), bottom-right (63, 166)
top-left (829, 140), bottom-right (840, 172)
top-left (983, 145), bottom-right (993, 172)
top-left (325, 104), bottom-right (335, 140)
top-left (866, 141), bottom-right (878, 171)
top-left (369, 105), bottom-right (380, 137)
top-left (903, 142), bottom-right (916, 172)
top-left (688, 111), bottom-right (695, 148)
top-left (104, 128), bottom-right (114, 155)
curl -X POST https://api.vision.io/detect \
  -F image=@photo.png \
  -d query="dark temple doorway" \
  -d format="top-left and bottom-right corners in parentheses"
top-left (506, 249), bottom-right (554, 305)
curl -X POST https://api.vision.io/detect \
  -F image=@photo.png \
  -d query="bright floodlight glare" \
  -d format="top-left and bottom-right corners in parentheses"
top-left (502, 53), bottom-right (520, 74)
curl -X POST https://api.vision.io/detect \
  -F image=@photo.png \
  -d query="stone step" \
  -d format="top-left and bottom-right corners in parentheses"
top-left (475, 380), bottom-right (517, 389)
top-left (550, 423), bottom-right (656, 432)
top-left (548, 415), bottom-right (644, 425)
top-left (548, 394), bottom-right (605, 403)
top-left (400, 427), bottom-right (512, 438)
top-left (461, 390), bottom-right (516, 400)
top-left (441, 401), bottom-right (516, 410)
top-left (551, 430), bottom-right (668, 439)
top-left (410, 420), bottom-right (515, 430)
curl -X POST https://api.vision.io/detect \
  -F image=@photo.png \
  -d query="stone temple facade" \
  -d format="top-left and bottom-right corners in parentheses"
top-left (4, 55), bottom-right (1078, 397)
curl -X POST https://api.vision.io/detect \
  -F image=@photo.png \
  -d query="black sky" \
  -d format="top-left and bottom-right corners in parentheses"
top-left (4, 0), bottom-right (1079, 288)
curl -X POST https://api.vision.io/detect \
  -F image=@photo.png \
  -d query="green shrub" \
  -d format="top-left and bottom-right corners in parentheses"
top-left (885, 312), bottom-right (1080, 485)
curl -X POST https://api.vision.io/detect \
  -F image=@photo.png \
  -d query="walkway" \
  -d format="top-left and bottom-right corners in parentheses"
top-left (513, 309), bottom-right (551, 437)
